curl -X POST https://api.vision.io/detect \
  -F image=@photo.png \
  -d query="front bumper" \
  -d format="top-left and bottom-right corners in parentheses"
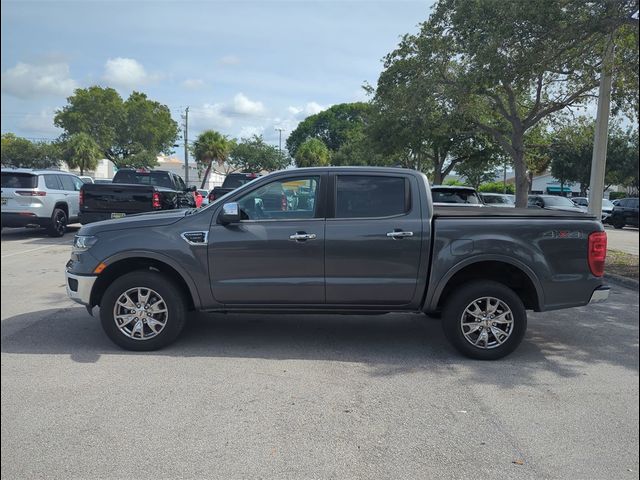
top-left (66, 271), bottom-right (97, 306)
top-left (589, 285), bottom-right (610, 304)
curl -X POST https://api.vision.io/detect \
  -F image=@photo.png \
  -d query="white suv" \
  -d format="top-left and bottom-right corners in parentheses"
top-left (1, 169), bottom-right (83, 237)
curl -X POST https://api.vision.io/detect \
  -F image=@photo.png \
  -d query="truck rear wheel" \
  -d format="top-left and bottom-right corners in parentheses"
top-left (441, 281), bottom-right (527, 360)
top-left (100, 271), bottom-right (187, 351)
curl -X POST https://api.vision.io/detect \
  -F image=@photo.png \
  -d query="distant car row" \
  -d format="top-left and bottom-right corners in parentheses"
top-left (431, 185), bottom-right (638, 228)
top-left (2, 169), bottom-right (638, 236)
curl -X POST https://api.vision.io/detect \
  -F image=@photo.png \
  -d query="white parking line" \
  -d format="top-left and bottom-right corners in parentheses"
top-left (1, 244), bottom-right (62, 259)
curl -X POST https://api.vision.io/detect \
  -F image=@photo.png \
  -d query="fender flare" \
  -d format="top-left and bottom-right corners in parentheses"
top-left (101, 250), bottom-right (202, 309)
top-left (424, 254), bottom-right (545, 312)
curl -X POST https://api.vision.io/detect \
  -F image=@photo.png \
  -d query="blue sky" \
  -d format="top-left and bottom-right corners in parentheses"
top-left (1, 0), bottom-right (434, 157)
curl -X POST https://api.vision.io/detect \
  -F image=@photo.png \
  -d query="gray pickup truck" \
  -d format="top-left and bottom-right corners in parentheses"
top-left (65, 167), bottom-right (610, 359)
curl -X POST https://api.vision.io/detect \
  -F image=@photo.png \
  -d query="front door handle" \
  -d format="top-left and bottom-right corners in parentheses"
top-left (387, 230), bottom-right (413, 239)
top-left (289, 232), bottom-right (317, 242)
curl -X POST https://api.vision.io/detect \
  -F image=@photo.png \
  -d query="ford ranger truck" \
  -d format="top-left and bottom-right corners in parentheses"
top-left (65, 167), bottom-right (609, 359)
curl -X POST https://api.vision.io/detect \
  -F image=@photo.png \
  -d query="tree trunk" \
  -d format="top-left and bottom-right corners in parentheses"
top-left (512, 142), bottom-right (533, 208)
top-left (200, 161), bottom-right (212, 189)
top-left (80, 164), bottom-right (84, 176)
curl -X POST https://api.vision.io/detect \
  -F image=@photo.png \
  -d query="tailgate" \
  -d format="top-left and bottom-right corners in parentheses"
top-left (82, 184), bottom-right (155, 214)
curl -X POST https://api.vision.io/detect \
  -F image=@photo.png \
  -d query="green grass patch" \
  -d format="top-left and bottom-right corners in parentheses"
top-left (606, 249), bottom-right (639, 280)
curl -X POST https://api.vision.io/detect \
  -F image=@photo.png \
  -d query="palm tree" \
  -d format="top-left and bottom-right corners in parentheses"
top-left (191, 130), bottom-right (235, 188)
top-left (62, 132), bottom-right (102, 175)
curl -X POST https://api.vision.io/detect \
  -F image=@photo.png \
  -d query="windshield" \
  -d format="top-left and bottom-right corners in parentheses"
top-left (483, 194), bottom-right (514, 205)
top-left (602, 199), bottom-right (614, 208)
top-left (542, 196), bottom-right (576, 207)
top-left (113, 171), bottom-right (174, 189)
top-left (222, 175), bottom-right (256, 189)
top-left (432, 189), bottom-right (482, 204)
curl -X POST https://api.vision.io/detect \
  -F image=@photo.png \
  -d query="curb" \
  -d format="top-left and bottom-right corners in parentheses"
top-left (604, 273), bottom-right (639, 290)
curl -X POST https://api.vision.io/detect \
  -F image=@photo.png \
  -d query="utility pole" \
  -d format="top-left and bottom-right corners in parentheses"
top-left (588, 37), bottom-right (614, 217)
top-left (275, 127), bottom-right (284, 154)
top-left (182, 106), bottom-right (190, 186)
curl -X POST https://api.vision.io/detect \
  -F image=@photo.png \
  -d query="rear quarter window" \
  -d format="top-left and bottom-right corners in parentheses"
top-left (1, 172), bottom-right (38, 189)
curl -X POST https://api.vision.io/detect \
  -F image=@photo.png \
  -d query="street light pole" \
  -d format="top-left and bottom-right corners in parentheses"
top-left (275, 127), bottom-right (284, 153)
top-left (183, 106), bottom-right (190, 186)
top-left (588, 37), bottom-right (614, 216)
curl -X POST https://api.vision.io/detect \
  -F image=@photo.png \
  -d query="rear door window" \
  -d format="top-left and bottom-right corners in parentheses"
top-left (1, 172), bottom-right (37, 189)
top-left (336, 175), bottom-right (408, 218)
top-left (59, 175), bottom-right (76, 191)
top-left (43, 175), bottom-right (62, 190)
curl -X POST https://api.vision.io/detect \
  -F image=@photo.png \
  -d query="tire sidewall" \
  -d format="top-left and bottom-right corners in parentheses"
top-left (48, 208), bottom-right (67, 237)
top-left (100, 270), bottom-right (187, 351)
top-left (442, 280), bottom-right (527, 360)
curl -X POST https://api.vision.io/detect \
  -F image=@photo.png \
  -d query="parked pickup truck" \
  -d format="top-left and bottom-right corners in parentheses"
top-left (65, 167), bottom-right (609, 359)
top-left (208, 172), bottom-right (258, 203)
top-left (79, 169), bottom-right (196, 224)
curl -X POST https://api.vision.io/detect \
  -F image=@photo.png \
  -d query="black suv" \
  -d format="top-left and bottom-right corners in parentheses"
top-left (608, 197), bottom-right (639, 229)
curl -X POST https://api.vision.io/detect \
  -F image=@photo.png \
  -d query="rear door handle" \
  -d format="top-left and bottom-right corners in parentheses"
top-left (387, 230), bottom-right (413, 239)
top-left (289, 232), bottom-right (317, 241)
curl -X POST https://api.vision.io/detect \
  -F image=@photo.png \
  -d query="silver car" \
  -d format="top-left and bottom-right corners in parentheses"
top-left (1, 168), bottom-right (83, 236)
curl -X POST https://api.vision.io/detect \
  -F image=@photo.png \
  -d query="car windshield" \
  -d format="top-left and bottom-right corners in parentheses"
top-left (223, 175), bottom-right (256, 189)
top-left (1, 172), bottom-right (37, 188)
top-left (602, 199), bottom-right (614, 208)
top-left (542, 196), bottom-right (576, 207)
top-left (483, 195), bottom-right (514, 205)
top-left (113, 171), bottom-right (174, 189)
top-left (432, 189), bottom-right (482, 204)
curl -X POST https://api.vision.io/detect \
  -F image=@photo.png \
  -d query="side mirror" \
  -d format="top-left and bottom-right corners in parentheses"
top-left (189, 185), bottom-right (197, 192)
top-left (219, 202), bottom-right (241, 224)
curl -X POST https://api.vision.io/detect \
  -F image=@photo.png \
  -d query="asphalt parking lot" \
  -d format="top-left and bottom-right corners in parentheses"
top-left (1, 227), bottom-right (639, 480)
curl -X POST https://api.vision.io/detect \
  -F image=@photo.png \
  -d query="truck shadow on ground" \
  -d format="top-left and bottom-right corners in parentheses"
top-left (1, 286), bottom-right (637, 388)
top-left (1, 226), bottom-right (80, 245)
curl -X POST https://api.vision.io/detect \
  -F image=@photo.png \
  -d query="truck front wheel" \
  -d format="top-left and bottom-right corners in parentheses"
top-left (441, 281), bottom-right (527, 360)
top-left (100, 271), bottom-right (187, 351)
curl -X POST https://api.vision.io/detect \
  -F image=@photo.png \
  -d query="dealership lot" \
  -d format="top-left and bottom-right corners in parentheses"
top-left (1, 227), bottom-right (639, 479)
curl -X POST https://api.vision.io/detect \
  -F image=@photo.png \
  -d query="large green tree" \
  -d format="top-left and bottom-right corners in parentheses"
top-left (550, 119), bottom-right (639, 195)
top-left (191, 130), bottom-right (235, 188)
top-left (286, 103), bottom-right (371, 158)
top-left (1, 133), bottom-right (60, 169)
top-left (294, 138), bottom-right (331, 168)
top-left (61, 132), bottom-right (102, 175)
top-left (230, 135), bottom-right (289, 173)
top-left (377, 0), bottom-right (638, 206)
top-left (54, 86), bottom-right (179, 168)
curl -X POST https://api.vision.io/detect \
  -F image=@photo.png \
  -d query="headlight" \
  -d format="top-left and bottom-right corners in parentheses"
top-left (73, 235), bottom-right (98, 251)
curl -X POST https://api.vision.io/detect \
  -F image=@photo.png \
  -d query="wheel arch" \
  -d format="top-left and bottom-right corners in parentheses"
top-left (425, 255), bottom-right (544, 313)
top-left (90, 251), bottom-right (201, 310)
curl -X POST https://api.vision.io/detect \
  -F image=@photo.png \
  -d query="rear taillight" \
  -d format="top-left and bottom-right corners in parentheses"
top-left (79, 188), bottom-right (84, 207)
top-left (16, 190), bottom-right (46, 196)
top-left (152, 192), bottom-right (161, 209)
top-left (281, 194), bottom-right (287, 211)
top-left (588, 231), bottom-right (607, 277)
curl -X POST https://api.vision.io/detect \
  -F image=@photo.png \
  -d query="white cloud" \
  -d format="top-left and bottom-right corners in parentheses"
top-left (18, 109), bottom-right (63, 136)
top-left (1, 61), bottom-right (78, 99)
top-left (219, 55), bottom-right (240, 66)
top-left (189, 103), bottom-right (233, 131)
top-left (102, 57), bottom-right (157, 89)
top-left (182, 78), bottom-right (205, 90)
top-left (238, 125), bottom-right (265, 138)
top-left (227, 93), bottom-right (266, 116)
top-left (287, 101), bottom-right (326, 119)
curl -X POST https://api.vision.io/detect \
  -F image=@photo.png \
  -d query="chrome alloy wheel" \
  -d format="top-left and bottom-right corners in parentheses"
top-left (460, 296), bottom-right (514, 349)
top-left (113, 287), bottom-right (168, 340)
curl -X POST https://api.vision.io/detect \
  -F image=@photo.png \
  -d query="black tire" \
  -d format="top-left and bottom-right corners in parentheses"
top-left (100, 270), bottom-right (187, 351)
top-left (47, 208), bottom-right (67, 237)
top-left (612, 217), bottom-right (625, 229)
top-left (441, 280), bottom-right (527, 360)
